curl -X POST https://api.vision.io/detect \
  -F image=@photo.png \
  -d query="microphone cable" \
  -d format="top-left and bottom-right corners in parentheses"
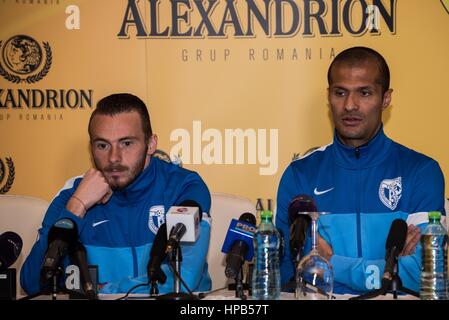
top-left (116, 258), bottom-right (200, 300)
top-left (116, 282), bottom-right (153, 300)
top-left (197, 286), bottom-right (227, 299)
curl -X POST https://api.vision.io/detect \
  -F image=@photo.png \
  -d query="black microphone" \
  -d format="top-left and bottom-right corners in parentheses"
top-left (224, 212), bottom-right (257, 279)
top-left (165, 199), bottom-right (203, 253)
top-left (166, 223), bottom-right (187, 253)
top-left (382, 219), bottom-right (408, 283)
top-left (69, 241), bottom-right (96, 300)
top-left (40, 218), bottom-right (78, 285)
top-left (288, 195), bottom-right (316, 265)
top-left (147, 223), bottom-right (168, 285)
top-left (0, 231), bottom-right (23, 270)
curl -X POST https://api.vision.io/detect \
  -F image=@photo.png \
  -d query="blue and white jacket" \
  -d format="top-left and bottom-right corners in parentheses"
top-left (276, 127), bottom-right (446, 294)
top-left (21, 157), bottom-right (212, 295)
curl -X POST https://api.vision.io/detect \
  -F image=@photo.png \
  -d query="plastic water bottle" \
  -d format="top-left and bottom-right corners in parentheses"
top-left (252, 210), bottom-right (281, 300)
top-left (420, 211), bottom-right (448, 300)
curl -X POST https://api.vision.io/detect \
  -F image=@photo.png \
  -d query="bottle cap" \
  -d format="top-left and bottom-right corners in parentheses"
top-left (261, 210), bottom-right (273, 219)
top-left (428, 211), bottom-right (441, 220)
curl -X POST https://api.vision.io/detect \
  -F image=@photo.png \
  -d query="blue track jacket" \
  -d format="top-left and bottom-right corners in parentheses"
top-left (21, 157), bottom-right (212, 295)
top-left (276, 127), bottom-right (446, 294)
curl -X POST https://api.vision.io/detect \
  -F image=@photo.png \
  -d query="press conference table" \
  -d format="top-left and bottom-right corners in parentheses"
top-left (18, 289), bottom-right (418, 300)
top-left (200, 289), bottom-right (419, 300)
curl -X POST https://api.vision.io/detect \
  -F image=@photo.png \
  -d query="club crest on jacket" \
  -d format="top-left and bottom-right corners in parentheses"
top-left (148, 205), bottom-right (165, 234)
top-left (379, 177), bottom-right (402, 210)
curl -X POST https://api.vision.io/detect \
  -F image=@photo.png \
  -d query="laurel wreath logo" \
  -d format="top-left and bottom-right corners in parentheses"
top-left (0, 40), bottom-right (52, 84)
top-left (442, 0), bottom-right (449, 14)
top-left (0, 157), bottom-right (15, 194)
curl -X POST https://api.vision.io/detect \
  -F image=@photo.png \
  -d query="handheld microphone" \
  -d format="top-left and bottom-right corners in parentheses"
top-left (222, 212), bottom-right (257, 279)
top-left (147, 222), bottom-right (168, 285)
top-left (40, 218), bottom-right (78, 285)
top-left (69, 241), bottom-right (96, 300)
top-left (288, 195), bottom-right (316, 265)
top-left (165, 200), bottom-right (202, 250)
top-left (382, 219), bottom-right (408, 283)
top-left (0, 232), bottom-right (23, 270)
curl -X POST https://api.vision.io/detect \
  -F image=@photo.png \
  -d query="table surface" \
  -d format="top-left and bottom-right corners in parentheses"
top-left (18, 289), bottom-right (419, 300)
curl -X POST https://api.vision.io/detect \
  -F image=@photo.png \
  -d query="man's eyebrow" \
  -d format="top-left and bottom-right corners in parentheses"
top-left (330, 85), bottom-right (347, 90)
top-left (91, 137), bottom-right (108, 143)
top-left (91, 136), bottom-right (138, 143)
top-left (118, 136), bottom-right (138, 141)
top-left (330, 85), bottom-right (375, 90)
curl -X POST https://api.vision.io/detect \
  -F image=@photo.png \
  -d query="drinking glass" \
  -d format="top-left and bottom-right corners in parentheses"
top-left (295, 212), bottom-right (334, 300)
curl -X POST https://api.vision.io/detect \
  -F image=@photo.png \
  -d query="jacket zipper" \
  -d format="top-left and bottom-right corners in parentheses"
top-left (124, 190), bottom-right (139, 278)
top-left (355, 147), bottom-right (362, 257)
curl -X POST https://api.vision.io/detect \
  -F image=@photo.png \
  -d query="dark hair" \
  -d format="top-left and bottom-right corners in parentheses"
top-left (88, 93), bottom-right (152, 140)
top-left (327, 47), bottom-right (390, 94)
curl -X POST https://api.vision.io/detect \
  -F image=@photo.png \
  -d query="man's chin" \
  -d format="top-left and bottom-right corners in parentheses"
top-left (338, 127), bottom-right (364, 140)
top-left (107, 179), bottom-right (130, 191)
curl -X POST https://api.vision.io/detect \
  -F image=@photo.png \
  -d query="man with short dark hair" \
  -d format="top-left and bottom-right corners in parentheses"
top-left (21, 93), bottom-right (212, 295)
top-left (276, 47), bottom-right (446, 294)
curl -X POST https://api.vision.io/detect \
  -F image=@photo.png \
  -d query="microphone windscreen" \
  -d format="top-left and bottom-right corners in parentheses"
top-left (288, 194), bottom-right (317, 223)
top-left (48, 218), bottom-right (78, 245)
top-left (239, 212), bottom-right (256, 226)
top-left (150, 223), bottom-right (168, 258)
top-left (385, 219), bottom-right (408, 252)
top-left (0, 231), bottom-right (23, 270)
top-left (178, 199), bottom-right (203, 221)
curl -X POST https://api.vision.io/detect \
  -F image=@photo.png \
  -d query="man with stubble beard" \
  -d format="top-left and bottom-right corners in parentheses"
top-left (21, 93), bottom-right (212, 296)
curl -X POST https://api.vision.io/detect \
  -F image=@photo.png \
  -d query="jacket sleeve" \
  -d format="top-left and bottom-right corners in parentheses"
top-left (275, 164), bottom-right (303, 286)
top-left (409, 159), bottom-right (446, 215)
top-left (20, 178), bottom-right (88, 295)
top-left (158, 218), bottom-right (212, 293)
top-left (170, 172), bottom-right (212, 217)
top-left (330, 251), bottom-right (421, 293)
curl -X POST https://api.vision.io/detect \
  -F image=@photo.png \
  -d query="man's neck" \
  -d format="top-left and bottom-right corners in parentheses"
top-left (337, 125), bottom-right (382, 148)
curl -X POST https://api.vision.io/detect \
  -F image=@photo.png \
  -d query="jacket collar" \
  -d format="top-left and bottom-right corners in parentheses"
top-left (332, 125), bottom-right (393, 169)
top-left (110, 156), bottom-right (160, 205)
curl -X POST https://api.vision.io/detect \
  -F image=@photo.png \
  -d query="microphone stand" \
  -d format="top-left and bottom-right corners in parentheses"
top-left (233, 268), bottom-right (247, 300)
top-left (350, 256), bottom-right (419, 300)
top-left (148, 267), bottom-right (166, 296)
top-left (19, 266), bottom-right (89, 300)
top-left (227, 263), bottom-right (253, 299)
top-left (156, 241), bottom-right (198, 300)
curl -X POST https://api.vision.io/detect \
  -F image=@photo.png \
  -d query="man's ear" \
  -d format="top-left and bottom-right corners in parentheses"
top-left (382, 89), bottom-right (393, 110)
top-left (147, 134), bottom-right (158, 155)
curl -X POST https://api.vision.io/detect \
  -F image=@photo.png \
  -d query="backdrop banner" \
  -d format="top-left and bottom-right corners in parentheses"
top-left (1, 0), bottom-right (448, 212)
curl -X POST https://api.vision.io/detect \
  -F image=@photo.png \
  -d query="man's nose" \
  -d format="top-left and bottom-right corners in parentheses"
top-left (109, 145), bottom-right (121, 163)
top-left (344, 92), bottom-right (359, 112)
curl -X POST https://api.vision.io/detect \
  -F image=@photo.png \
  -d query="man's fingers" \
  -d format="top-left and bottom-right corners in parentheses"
top-left (401, 226), bottom-right (421, 256)
top-left (100, 189), bottom-right (113, 204)
top-left (317, 235), bottom-right (333, 261)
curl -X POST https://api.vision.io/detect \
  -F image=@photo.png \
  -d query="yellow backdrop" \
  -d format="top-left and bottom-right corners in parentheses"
top-left (0, 0), bottom-right (448, 210)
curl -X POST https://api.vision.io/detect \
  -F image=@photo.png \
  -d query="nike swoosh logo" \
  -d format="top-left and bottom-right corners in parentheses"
top-left (314, 187), bottom-right (334, 196)
top-left (92, 220), bottom-right (109, 227)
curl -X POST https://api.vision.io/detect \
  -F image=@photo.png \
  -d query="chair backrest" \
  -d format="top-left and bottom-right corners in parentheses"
top-left (0, 195), bottom-right (49, 294)
top-left (207, 192), bottom-right (256, 290)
